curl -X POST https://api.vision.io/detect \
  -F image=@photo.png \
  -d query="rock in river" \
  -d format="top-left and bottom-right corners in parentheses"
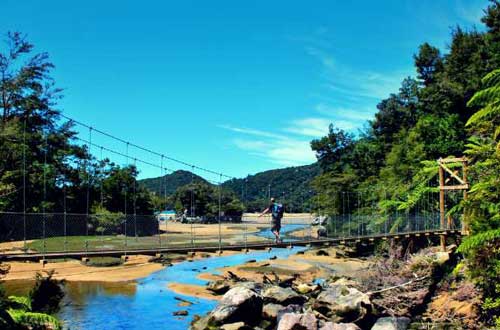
top-left (320, 322), bottom-right (361, 330)
top-left (262, 303), bottom-right (284, 320)
top-left (277, 313), bottom-right (318, 330)
top-left (263, 286), bottom-right (307, 305)
top-left (209, 286), bottom-right (263, 325)
top-left (263, 302), bottom-right (304, 321)
top-left (220, 322), bottom-right (251, 330)
top-left (207, 279), bottom-right (231, 295)
top-left (173, 310), bottom-right (188, 316)
top-left (371, 317), bottom-right (410, 330)
top-left (313, 284), bottom-right (371, 323)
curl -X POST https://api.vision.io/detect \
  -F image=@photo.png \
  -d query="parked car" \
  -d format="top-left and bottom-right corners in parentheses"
top-left (311, 215), bottom-right (328, 226)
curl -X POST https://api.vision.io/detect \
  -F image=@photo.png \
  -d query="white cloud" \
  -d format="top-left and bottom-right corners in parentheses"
top-left (285, 117), bottom-right (332, 137)
top-left (218, 125), bottom-right (285, 139)
top-left (307, 45), bottom-right (409, 101)
top-left (220, 125), bottom-right (317, 166)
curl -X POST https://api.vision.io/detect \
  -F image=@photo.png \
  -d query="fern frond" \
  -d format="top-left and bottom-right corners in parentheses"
top-left (481, 68), bottom-right (500, 88)
top-left (457, 228), bottom-right (500, 254)
top-left (467, 85), bottom-right (500, 107)
top-left (7, 296), bottom-right (31, 311)
top-left (7, 309), bottom-right (61, 330)
top-left (466, 101), bottom-right (500, 126)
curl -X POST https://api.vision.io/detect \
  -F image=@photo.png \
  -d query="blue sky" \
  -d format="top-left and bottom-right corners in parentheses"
top-left (2, 0), bottom-right (489, 181)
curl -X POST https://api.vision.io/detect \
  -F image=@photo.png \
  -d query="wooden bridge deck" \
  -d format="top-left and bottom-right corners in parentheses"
top-left (0, 229), bottom-right (461, 261)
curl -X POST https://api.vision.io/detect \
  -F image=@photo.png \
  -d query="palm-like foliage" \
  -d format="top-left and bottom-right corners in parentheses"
top-left (467, 69), bottom-right (500, 147)
top-left (0, 295), bottom-right (61, 330)
top-left (459, 68), bottom-right (500, 325)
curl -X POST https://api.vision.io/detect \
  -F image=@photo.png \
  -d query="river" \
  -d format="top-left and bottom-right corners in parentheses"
top-left (5, 223), bottom-right (310, 330)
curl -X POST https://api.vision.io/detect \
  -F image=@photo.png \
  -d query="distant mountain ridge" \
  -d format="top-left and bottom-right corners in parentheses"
top-left (138, 163), bottom-right (320, 212)
top-left (138, 170), bottom-right (208, 196)
top-left (221, 163), bottom-right (320, 212)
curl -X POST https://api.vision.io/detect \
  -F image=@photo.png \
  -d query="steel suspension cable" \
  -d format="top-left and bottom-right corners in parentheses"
top-left (347, 192), bottom-right (351, 237)
top-left (158, 155), bottom-right (163, 249)
top-left (357, 191), bottom-right (361, 238)
top-left (342, 192), bottom-right (345, 238)
top-left (86, 127), bottom-right (92, 217)
top-left (124, 142), bottom-right (129, 254)
top-left (190, 166), bottom-right (195, 249)
top-left (42, 129), bottom-right (48, 260)
top-left (22, 119), bottom-right (27, 250)
top-left (243, 179), bottom-right (248, 252)
top-left (218, 174), bottom-right (222, 252)
top-left (100, 147), bottom-right (104, 210)
top-left (85, 127), bottom-right (92, 254)
top-left (63, 138), bottom-right (68, 253)
top-left (133, 158), bottom-right (137, 240)
top-left (163, 156), bottom-right (169, 247)
top-left (60, 114), bottom-right (234, 180)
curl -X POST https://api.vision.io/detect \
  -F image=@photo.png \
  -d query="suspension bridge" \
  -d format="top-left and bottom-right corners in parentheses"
top-left (0, 115), bottom-right (466, 262)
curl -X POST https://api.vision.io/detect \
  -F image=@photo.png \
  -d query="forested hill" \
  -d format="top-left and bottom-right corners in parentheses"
top-left (221, 163), bottom-right (320, 212)
top-left (138, 170), bottom-right (208, 196)
top-left (138, 164), bottom-right (320, 212)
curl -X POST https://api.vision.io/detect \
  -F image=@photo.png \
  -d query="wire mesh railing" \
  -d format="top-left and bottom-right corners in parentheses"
top-left (0, 212), bottom-right (460, 256)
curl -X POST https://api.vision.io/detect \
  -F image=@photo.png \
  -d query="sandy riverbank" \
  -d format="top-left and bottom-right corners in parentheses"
top-left (1, 250), bottom-right (246, 282)
top-left (2, 255), bottom-right (164, 282)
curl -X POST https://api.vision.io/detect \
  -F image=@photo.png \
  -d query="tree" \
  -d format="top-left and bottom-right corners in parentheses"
top-left (310, 125), bottom-right (354, 172)
top-left (414, 43), bottom-right (443, 86)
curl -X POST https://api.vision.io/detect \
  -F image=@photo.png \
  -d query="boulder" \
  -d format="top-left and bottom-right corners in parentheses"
top-left (220, 322), bottom-right (251, 330)
top-left (263, 286), bottom-right (307, 305)
top-left (371, 317), bottom-right (410, 330)
top-left (313, 284), bottom-right (371, 323)
top-left (263, 303), bottom-right (304, 323)
top-left (294, 283), bottom-right (320, 295)
top-left (190, 315), bottom-right (210, 330)
top-left (207, 280), bottom-right (231, 295)
top-left (320, 322), bottom-right (361, 330)
top-left (330, 278), bottom-right (358, 287)
top-left (235, 281), bottom-right (263, 293)
top-left (277, 313), bottom-right (318, 330)
top-left (209, 286), bottom-right (263, 325)
top-left (276, 305), bottom-right (304, 323)
top-left (173, 310), bottom-right (188, 316)
top-left (262, 303), bottom-right (284, 320)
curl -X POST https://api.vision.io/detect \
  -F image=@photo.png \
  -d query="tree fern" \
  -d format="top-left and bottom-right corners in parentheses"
top-left (7, 296), bottom-right (31, 311)
top-left (7, 309), bottom-right (61, 330)
top-left (457, 228), bottom-right (500, 253)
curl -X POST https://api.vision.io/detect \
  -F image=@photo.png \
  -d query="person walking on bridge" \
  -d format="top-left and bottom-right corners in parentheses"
top-left (259, 197), bottom-right (284, 244)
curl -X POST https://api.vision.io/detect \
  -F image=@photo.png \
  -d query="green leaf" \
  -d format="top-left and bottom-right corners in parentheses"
top-left (457, 229), bottom-right (500, 254)
top-left (7, 309), bottom-right (61, 330)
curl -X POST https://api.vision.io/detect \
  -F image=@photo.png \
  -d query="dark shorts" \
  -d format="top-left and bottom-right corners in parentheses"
top-left (271, 218), bottom-right (281, 232)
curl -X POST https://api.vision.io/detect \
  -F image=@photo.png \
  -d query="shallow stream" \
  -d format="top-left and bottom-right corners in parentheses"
top-left (5, 224), bottom-right (308, 330)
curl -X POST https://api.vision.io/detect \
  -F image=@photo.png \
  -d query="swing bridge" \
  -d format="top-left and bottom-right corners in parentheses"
top-left (0, 116), bottom-right (466, 261)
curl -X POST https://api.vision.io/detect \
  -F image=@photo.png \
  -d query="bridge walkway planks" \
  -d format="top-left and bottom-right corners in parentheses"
top-left (0, 229), bottom-right (461, 261)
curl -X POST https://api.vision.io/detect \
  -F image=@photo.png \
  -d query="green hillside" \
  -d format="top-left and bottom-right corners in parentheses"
top-left (138, 170), bottom-right (208, 196)
top-left (222, 163), bottom-right (320, 212)
top-left (138, 164), bottom-right (319, 212)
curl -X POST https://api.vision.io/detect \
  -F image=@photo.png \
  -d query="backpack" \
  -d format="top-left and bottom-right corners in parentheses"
top-left (272, 203), bottom-right (284, 219)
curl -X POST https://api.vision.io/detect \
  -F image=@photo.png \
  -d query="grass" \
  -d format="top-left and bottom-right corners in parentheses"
top-left (86, 257), bottom-right (123, 267)
top-left (25, 232), bottom-right (261, 252)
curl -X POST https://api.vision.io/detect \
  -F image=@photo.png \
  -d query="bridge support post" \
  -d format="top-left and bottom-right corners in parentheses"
top-left (462, 159), bottom-right (469, 235)
top-left (439, 162), bottom-right (446, 251)
top-left (437, 157), bottom-right (470, 251)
